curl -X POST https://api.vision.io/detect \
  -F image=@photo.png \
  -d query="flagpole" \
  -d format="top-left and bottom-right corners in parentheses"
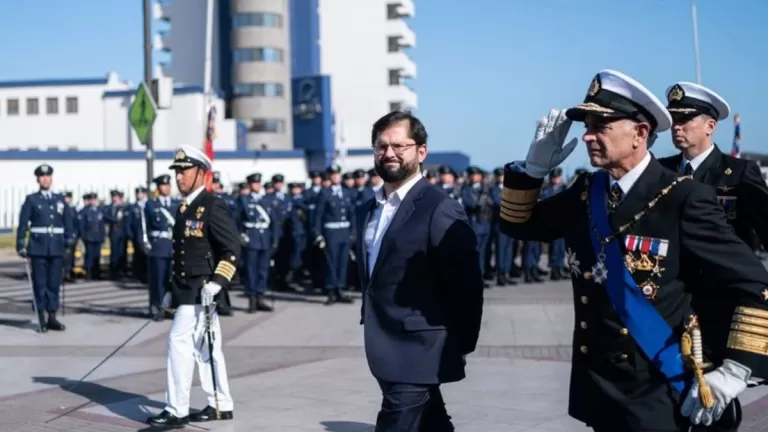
top-left (203, 0), bottom-right (214, 97)
top-left (691, 0), bottom-right (702, 84)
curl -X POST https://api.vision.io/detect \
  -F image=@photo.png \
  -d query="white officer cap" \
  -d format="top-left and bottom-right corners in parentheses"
top-left (566, 69), bottom-right (672, 133)
top-left (665, 81), bottom-right (730, 121)
top-left (168, 145), bottom-right (212, 171)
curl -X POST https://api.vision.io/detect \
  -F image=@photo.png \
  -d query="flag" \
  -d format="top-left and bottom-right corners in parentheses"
top-left (731, 117), bottom-right (741, 158)
top-left (204, 103), bottom-right (216, 191)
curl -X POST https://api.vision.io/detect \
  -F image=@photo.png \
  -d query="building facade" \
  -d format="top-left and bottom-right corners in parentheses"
top-left (157, 0), bottom-right (416, 152)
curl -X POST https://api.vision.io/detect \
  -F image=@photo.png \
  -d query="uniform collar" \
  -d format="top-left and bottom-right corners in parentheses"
top-left (682, 143), bottom-right (716, 172)
top-left (609, 152), bottom-right (652, 195)
top-left (183, 185), bottom-right (206, 203)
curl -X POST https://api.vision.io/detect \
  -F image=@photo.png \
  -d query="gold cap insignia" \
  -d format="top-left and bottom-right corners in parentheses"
top-left (587, 75), bottom-right (601, 97)
top-left (725, 167), bottom-right (732, 175)
top-left (668, 84), bottom-right (684, 102)
top-left (175, 150), bottom-right (186, 161)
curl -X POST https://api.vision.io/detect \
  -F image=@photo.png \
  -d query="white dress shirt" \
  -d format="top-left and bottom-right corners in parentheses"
top-left (182, 185), bottom-right (206, 205)
top-left (682, 143), bottom-right (716, 173)
top-left (609, 152), bottom-right (652, 199)
top-left (364, 173), bottom-right (423, 277)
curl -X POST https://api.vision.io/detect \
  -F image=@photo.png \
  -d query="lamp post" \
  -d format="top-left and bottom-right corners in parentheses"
top-left (691, 0), bottom-right (702, 84)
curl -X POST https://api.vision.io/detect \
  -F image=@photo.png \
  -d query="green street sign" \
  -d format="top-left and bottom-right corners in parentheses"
top-left (128, 82), bottom-right (158, 145)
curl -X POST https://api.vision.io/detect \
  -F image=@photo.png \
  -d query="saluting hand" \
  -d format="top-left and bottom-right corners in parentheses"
top-left (524, 109), bottom-right (578, 178)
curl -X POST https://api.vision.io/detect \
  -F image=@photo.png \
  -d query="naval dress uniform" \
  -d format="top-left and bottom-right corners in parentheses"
top-left (16, 164), bottom-right (74, 332)
top-left (499, 70), bottom-right (768, 432)
top-left (658, 82), bottom-right (768, 432)
top-left (147, 146), bottom-right (239, 429)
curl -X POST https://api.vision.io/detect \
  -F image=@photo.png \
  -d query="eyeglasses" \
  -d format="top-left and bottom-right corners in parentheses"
top-left (373, 142), bottom-right (417, 155)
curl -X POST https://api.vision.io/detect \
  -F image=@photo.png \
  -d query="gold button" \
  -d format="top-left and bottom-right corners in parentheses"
top-left (580, 345), bottom-right (588, 354)
top-left (580, 296), bottom-right (588, 304)
top-left (181, 272), bottom-right (185, 276)
top-left (620, 353), bottom-right (628, 361)
top-left (181, 250), bottom-right (185, 255)
top-left (580, 321), bottom-right (588, 329)
top-left (619, 328), bottom-right (628, 336)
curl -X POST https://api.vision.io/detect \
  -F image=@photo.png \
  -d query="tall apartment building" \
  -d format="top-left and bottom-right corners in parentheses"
top-left (155, 0), bottom-right (416, 151)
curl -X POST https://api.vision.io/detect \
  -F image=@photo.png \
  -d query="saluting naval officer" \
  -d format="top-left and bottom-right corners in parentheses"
top-left (147, 145), bottom-right (238, 428)
top-left (498, 69), bottom-right (768, 432)
top-left (16, 164), bottom-right (74, 332)
top-left (659, 81), bottom-right (768, 432)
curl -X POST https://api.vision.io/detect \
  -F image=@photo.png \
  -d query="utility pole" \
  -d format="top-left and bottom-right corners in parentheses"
top-left (143, 0), bottom-right (154, 190)
top-left (691, 0), bottom-right (702, 84)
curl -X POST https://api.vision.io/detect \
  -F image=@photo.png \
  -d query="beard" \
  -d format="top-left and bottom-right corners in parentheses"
top-left (374, 157), bottom-right (419, 184)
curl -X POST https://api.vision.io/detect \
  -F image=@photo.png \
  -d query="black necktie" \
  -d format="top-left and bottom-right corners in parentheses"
top-left (608, 183), bottom-right (623, 212)
top-left (684, 163), bottom-right (693, 176)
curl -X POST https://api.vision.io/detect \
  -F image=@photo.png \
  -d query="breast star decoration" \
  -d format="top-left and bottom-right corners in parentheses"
top-left (590, 261), bottom-right (608, 284)
top-left (567, 248), bottom-right (582, 276)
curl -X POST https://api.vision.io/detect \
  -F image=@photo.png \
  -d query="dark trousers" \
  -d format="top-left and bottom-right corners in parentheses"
top-left (132, 247), bottom-right (148, 283)
top-left (475, 232), bottom-right (489, 273)
top-left (496, 232), bottom-right (514, 274)
top-left (324, 241), bottom-right (349, 290)
top-left (84, 242), bottom-right (102, 278)
top-left (109, 235), bottom-right (127, 275)
top-left (244, 248), bottom-right (270, 295)
top-left (375, 381), bottom-right (454, 432)
top-left (522, 241), bottom-right (541, 269)
top-left (148, 257), bottom-right (171, 307)
top-left (31, 256), bottom-right (63, 312)
top-left (549, 238), bottom-right (566, 269)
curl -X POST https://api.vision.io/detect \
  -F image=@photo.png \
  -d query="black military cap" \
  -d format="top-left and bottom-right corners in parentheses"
top-left (367, 168), bottom-right (379, 178)
top-left (342, 172), bottom-right (353, 180)
top-left (574, 168), bottom-right (588, 176)
top-left (154, 174), bottom-right (171, 185)
top-left (326, 165), bottom-right (342, 175)
top-left (425, 169), bottom-right (437, 179)
top-left (135, 186), bottom-right (148, 194)
top-left (550, 167), bottom-right (563, 178)
top-left (309, 170), bottom-right (322, 178)
top-left (246, 173), bottom-right (262, 183)
top-left (353, 169), bottom-right (367, 179)
top-left (110, 190), bottom-right (120, 197)
top-left (64, 191), bottom-right (73, 198)
top-left (493, 167), bottom-right (503, 177)
top-left (264, 182), bottom-right (273, 189)
top-left (466, 166), bottom-right (484, 176)
top-left (272, 174), bottom-right (285, 183)
top-left (34, 164), bottom-right (53, 177)
top-left (289, 182), bottom-right (303, 189)
top-left (168, 145), bottom-right (212, 170)
top-left (212, 171), bottom-right (221, 182)
top-left (437, 165), bottom-right (453, 175)
top-left (82, 193), bottom-right (90, 200)
top-left (238, 181), bottom-right (249, 189)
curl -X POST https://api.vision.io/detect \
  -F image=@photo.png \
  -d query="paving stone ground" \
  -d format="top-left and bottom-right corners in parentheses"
top-left (2, 259), bottom-right (768, 431)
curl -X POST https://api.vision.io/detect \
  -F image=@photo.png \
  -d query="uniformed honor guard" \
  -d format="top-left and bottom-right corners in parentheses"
top-left (78, 193), bottom-right (106, 280)
top-left (541, 168), bottom-right (568, 280)
top-left (436, 165), bottom-right (461, 199)
top-left (104, 190), bottom-right (128, 280)
top-left (490, 167), bottom-right (516, 286)
top-left (498, 69), bottom-right (768, 431)
top-left (62, 191), bottom-right (77, 282)
top-left (16, 164), bottom-right (74, 332)
top-left (127, 186), bottom-right (149, 284)
top-left (147, 146), bottom-right (238, 428)
top-left (461, 166), bottom-right (494, 285)
top-left (142, 175), bottom-right (179, 321)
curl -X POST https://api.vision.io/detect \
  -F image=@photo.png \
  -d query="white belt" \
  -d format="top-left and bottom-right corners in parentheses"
top-left (244, 222), bottom-right (269, 229)
top-left (29, 226), bottom-right (64, 234)
top-left (324, 221), bottom-right (350, 229)
top-left (150, 230), bottom-right (172, 239)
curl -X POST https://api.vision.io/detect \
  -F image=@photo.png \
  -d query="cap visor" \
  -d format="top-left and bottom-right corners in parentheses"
top-left (667, 107), bottom-right (700, 114)
top-left (566, 103), bottom-right (628, 122)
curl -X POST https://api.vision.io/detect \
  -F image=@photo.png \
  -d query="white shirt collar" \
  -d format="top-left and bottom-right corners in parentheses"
top-left (183, 185), bottom-right (206, 204)
top-left (683, 143), bottom-right (716, 172)
top-left (610, 152), bottom-right (652, 195)
top-left (375, 173), bottom-right (423, 205)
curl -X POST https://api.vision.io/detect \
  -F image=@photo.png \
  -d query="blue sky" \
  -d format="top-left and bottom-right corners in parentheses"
top-left (0, 0), bottom-right (765, 173)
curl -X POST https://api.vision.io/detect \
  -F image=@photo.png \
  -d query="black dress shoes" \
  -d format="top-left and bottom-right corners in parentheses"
top-left (146, 410), bottom-right (189, 428)
top-left (189, 405), bottom-right (233, 422)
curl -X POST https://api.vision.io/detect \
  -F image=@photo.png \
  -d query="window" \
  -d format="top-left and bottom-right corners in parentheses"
top-left (249, 119), bottom-right (285, 133)
top-left (7, 99), bottom-right (19, 115)
top-left (46, 97), bottom-right (59, 114)
top-left (66, 97), bottom-right (78, 114)
top-left (388, 36), bottom-right (401, 53)
top-left (388, 69), bottom-right (401, 86)
top-left (233, 12), bottom-right (283, 29)
top-left (233, 83), bottom-right (285, 97)
top-left (390, 102), bottom-right (403, 112)
top-left (233, 47), bottom-right (284, 63)
top-left (387, 4), bottom-right (401, 19)
top-left (26, 98), bottom-right (39, 115)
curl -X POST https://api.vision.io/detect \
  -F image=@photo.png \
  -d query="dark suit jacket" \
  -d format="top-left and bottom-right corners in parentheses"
top-left (356, 178), bottom-right (484, 385)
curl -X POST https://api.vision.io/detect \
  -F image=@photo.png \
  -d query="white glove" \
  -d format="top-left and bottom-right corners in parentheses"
top-left (314, 236), bottom-right (326, 249)
top-left (681, 359), bottom-right (751, 426)
top-left (161, 292), bottom-right (172, 310)
top-left (240, 233), bottom-right (249, 245)
top-left (524, 109), bottom-right (578, 178)
top-left (201, 282), bottom-right (222, 307)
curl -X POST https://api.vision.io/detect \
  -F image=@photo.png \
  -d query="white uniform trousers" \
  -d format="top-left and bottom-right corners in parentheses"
top-left (164, 304), bottom-right (234, 418)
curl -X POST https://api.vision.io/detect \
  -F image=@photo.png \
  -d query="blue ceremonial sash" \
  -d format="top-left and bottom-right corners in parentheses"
top-left (588, 171), bottom-right (688, 394)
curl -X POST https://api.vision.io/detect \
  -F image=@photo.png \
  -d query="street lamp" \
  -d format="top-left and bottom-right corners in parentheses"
top-left (691, 0), bottom-right (702, 84)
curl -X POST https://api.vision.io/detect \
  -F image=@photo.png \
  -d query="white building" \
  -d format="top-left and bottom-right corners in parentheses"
top-left (155, 0), bottom-right (417, 151)
top-left (0, 72), bottom-right (237, 152)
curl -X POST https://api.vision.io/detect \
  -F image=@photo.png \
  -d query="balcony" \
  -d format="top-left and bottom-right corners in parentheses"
top-left (388, 84), bottom-right (418, 110)
top-left (385, 19), bottom-right (416, 47)
top-left (153, 32), bottom-right (170, 52)
top-left (387, 0), bottom-right (414, 19)
top-left (386, 52), bottom-right (417, 79)
top-left (153, 1), bottom-right (170, 21)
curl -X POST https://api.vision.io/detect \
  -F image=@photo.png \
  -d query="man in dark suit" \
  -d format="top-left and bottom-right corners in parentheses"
top-left (658, 81), bottom-right (768, 432)
top-left (498, 70), bottom-right (768, 432)
top-left (355, 111), bottom-right (484, 431)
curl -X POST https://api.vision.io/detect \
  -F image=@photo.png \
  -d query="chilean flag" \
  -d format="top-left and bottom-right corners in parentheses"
top-left (204, 103), bottom-right (216, 191)
top-left (731, 120), bottom-right (741, 158)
